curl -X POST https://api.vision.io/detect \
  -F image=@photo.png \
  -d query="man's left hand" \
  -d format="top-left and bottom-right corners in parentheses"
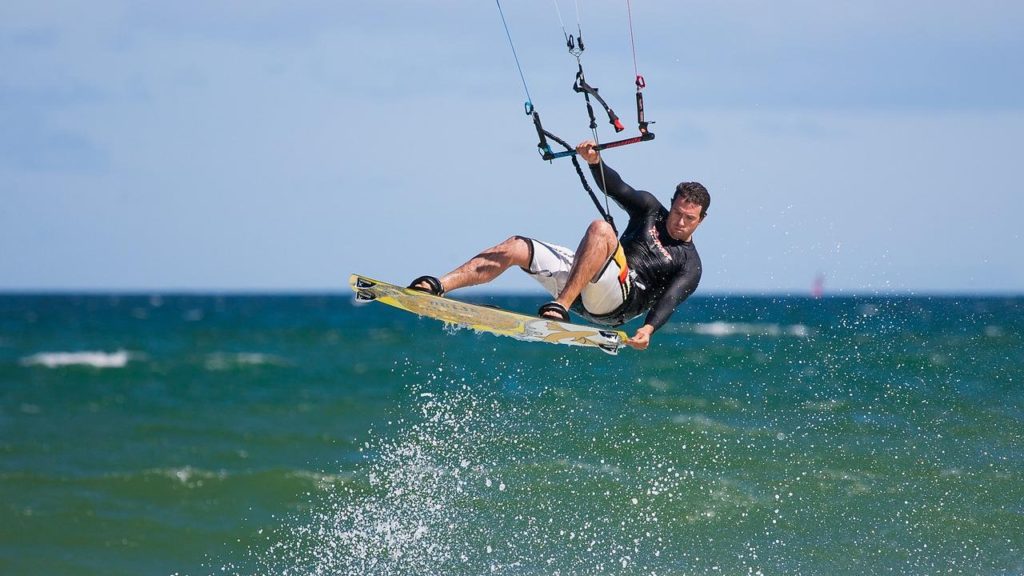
top-left (625, 325), bottom-right (654, 350)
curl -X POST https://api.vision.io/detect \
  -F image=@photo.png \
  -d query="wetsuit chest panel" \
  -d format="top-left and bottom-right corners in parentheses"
top-left (621, 209), bottom-right (687, 287)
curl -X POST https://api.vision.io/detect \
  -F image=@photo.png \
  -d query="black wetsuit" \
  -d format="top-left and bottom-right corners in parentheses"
top-left (573, 163), bottom-right (702, 330)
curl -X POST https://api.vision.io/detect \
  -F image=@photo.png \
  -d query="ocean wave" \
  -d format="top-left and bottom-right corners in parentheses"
top-left (558, 459), bottom-right (626, 480)
top-left (685, 321), bottom-right (812, 338)
top-left (1, 466), bottom-right (349, 493)
top-left (286, 469), bottom-right (354, 487)
top-left (984, 325), bottom-right (1005, 337)
top-left (157, 466), bottom-right (229, 488)
top-left (19, 350), bottom-right (133, 369)
top-left (153, 466), bottom-right (349, 489)
top-left (204, 352), bottom-right (288, 371)
top-left (671, 413), bottom-right (742, 434)
top-left (801, 399), bottom-right (847, 412)
top-left (816, 468), bottom-right (875, 496)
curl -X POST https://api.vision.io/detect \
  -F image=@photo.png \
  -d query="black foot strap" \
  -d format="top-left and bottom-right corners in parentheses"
top-left (408, 276), bottom-right (445, 296)
top-left (538, 301), bottom-right (570, 322)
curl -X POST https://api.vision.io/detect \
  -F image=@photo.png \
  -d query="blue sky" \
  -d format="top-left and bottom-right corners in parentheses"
top-left (2, 1), bottom-right (1022, 294)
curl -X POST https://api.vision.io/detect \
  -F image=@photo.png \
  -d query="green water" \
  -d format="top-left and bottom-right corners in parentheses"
top-left (1, 294), bottom-right (1021, 575)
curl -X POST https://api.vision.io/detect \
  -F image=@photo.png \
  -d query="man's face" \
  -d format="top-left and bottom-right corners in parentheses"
top-left (666, 198), bottom-right (704, 242)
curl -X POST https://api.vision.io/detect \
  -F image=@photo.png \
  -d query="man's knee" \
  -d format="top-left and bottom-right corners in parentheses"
top-left (586, 220), bottom-right (617, 244)
top-left (492, 236), bottom-right (531, 267)
top-left (498, 235), bottom-right (530, 252)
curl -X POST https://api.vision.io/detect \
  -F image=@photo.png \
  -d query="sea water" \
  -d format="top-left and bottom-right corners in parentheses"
top-left (1, 294), bottom-right (1021, 575)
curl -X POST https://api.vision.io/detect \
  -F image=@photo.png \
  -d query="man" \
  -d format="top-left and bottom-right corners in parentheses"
top-left (410, 140), bottom-right (709, 350)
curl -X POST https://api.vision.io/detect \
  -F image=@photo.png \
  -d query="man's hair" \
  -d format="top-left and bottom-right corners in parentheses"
top-left (672, 182), bottom-right (710, 219)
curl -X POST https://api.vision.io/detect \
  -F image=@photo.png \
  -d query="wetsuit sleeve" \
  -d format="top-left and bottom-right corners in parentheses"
top-left (643, 257), bottom-right (702, 332)
top-left (589, 163), bottom-right (663, 218)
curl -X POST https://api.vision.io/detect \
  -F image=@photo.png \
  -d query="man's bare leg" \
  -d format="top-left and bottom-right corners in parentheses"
top-left (544, 220), bottom-right (618, 317)
top-left (412, 236), bottom-right (532, 294)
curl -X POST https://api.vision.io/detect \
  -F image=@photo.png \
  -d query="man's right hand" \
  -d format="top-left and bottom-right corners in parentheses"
top-left (576, 140), bottom-right (601, 165)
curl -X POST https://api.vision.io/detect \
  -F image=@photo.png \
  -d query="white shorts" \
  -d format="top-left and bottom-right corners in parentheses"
top-left (519, 236), bottom-right (631, 316)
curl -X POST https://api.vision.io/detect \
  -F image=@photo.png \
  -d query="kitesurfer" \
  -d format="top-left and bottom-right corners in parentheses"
top-left (410, 140), bottom-right (709, 350)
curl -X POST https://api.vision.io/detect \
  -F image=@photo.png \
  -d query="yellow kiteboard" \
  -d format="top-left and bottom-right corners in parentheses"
top-left (349, 274), bottom-right (628, 355)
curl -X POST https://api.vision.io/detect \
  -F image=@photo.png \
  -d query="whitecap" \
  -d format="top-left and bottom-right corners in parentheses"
top-left (154, 466), bottom-right (228, 488)
top-left (685, 322), bottom-right (812, 338)
top-left (204, 352), bottom-right (287, 370)
top-left (20, 350), bottom-right (131, 369)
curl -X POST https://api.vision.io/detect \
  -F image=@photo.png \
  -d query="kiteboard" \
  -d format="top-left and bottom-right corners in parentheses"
top-left (349, 274), bottom-right (628, 355)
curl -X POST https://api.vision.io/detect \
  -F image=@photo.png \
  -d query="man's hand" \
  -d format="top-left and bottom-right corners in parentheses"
top-left (576, 139), bottom-right (601, 165)
top-left (625, 324), bottom-right (654, 350)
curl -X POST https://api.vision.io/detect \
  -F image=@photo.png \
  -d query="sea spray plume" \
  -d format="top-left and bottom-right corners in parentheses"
top-left (252, 376), bottom-right (533, 575)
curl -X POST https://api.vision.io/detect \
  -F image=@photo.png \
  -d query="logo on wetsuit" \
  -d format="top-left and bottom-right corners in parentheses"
top-left (648, 225), bottom-right (673, 261)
